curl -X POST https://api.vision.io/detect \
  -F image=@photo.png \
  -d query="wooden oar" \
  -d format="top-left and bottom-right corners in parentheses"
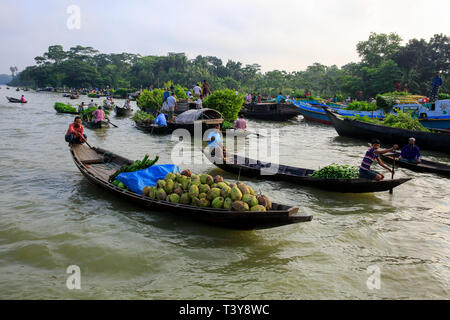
top-left (389, 156), bottom-right (396, 194)
top-left (107, 118), bottom-right (119, 128)
top-left (79, 134), bottom-right (93, 149)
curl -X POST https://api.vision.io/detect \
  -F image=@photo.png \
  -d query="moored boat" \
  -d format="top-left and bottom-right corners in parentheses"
top-left (324, 107), bottom-right (450, 154)
top-left (240, 103), bottom-right (301, 121)
top-left (203, 150), bottom-right (411, 193)
top-left (70, 144), bottom-right (312, 229)
top-left (380, 152), bottom-right (450, 177)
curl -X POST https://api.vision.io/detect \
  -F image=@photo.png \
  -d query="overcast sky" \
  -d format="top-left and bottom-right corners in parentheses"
top-left (1, 0), bottom-right (449, 74)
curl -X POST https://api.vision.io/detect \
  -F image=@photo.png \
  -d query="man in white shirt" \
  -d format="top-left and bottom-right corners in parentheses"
top-left (166, 94), bottom-right (177, 120)
top-left (193, 84), bottom-right (202, 97)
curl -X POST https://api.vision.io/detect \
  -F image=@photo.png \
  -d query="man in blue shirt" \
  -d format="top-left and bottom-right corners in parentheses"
top-left (276, 92), bottom-right (286, 103)
top-left (154, 112), bottom-right (167, 127)
top-left (398, 138), bottom-right (421, 163)
top-left (163, 88), bottom-right (170, 103)
top-left (207, 124), bottom-right (226, 159)
top-left (430, 72), bottom-right (443, 102)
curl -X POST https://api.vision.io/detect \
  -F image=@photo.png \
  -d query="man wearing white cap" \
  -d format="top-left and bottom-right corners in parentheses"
top-left (398, 138), bottom-right (421, 163)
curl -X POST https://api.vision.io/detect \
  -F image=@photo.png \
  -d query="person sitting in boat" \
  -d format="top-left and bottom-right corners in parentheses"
top-left (78, 102), bottom-right (85, 113)
top-left (276, 92), bottom-right (286, 103)
top-left (398, 138), bottom-right (421, 164)
top-left (196, 97), bottom-right (203, 109)
top-left (92, 106), bottom-right (106, 123)
top-left (20, 95), bottom-right (26, 103)
top-left (123, 99), bottom-right (131, 109)
top-left (234, 114), bottom-right (247, 131)
top-left (88, 99), bottom-right (95, 108)
top-left (359, 139), bottom-right (398, 181)
top-left (187, 90), bottom-right (193, 99)
top-left (207, 124), bottom-right (226, 160)
top-left (154, 112), bottom-right (167, 127)
top-left (65, 116), bottom-right (87, 146)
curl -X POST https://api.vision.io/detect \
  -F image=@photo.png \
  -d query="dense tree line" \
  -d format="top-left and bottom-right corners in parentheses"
top-left (10, 33), bottom-right (449, 99)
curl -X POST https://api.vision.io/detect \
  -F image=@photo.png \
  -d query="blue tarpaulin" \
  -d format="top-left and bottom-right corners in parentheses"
top-left (116, 164), bottom-right (181, 195)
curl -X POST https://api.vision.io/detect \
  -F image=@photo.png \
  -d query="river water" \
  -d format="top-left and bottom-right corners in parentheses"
top-left (0, 88), bottom-right (448, 300)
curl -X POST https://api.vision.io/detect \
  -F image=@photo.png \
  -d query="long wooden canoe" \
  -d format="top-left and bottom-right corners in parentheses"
top-left (240, 103), bottom-right (301, 121)
top-left (324, 107), bottom-right (450, 154)
top-left (70, 144), bottom-right (312, 229)
top-left (83, 120), bottom-right (110, 129)
top-left (380, 152), bottom-right (450, 177)
top-left (203, 150), bottom-right (412, 193)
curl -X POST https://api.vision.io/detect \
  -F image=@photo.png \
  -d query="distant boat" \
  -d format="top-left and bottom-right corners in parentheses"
top-left (6, 96), bottom-right (27, 103)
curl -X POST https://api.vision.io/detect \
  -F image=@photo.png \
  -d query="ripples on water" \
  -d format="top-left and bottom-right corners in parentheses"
top-left (0, 88), bottom-right (448, 299)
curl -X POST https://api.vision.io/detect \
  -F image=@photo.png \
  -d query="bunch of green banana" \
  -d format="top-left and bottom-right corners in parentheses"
top-left (109, 154), bottom-right (159, 182)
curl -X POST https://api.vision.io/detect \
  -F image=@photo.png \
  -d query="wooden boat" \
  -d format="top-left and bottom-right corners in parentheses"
top-left (380, 152), bottom-right (450, 177)
top-left (135, 109), bottom-right (223, 135)
top-left (70, 95), bottom-right (80, 100)
top-left (115, 106), bottom-right (133, 117)
top-left (135, 121), bottom-right (171, 134)
top-left (324, 107), bottom-right (450, 154)
top-left (70, 144), bottom-right (312, 229)
top-left (83, 120), bottom-right (110, 129)
top-left (203, 150), bottom-right (412, 193)
top-left (56, 110), bottom-right (79, 115)
top-left (6, 96), bottom-right (27, 103)
top-left (240, 103), bottom-right (301, 121)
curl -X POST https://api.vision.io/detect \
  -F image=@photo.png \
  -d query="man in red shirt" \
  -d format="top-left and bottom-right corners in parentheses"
top-left (234, 114), bottom-right (247, 130)
top-left (65, 116), bottom-right (87, 146)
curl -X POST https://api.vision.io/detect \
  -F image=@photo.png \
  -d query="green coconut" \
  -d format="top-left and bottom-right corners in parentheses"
top-left (212, 197), bottom-right (224, 208)
top-left (207, 188), bottom-right (221, 201)
top-left (232, 201), bottom-right (249, 212)
top-left (230, 186), bottom-right (243, 201)
top-left (223, 197), bottom-right (233, 210)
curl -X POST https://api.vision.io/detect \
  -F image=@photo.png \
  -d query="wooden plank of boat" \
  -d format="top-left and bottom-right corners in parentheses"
top-left (115, 106), bottom-right (133, 117)
top-left (203, 150), bottom-right (412, 193)
top-left (380, 152), bottom-right (450, 177)
top-left (83, 120), bottom-right (110, 129)
top-left (56, 110), bottom-right (79, 115)
top-left (70, 144), bottom-right (312, 229)
top-left (324, 107), bottom-right (450, 154)
top-left (240, 103), bottom-right (301, 121)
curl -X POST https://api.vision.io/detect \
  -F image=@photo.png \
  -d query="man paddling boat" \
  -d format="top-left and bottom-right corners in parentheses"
top-left (65, 116), bottom-right (87, 146)
top-left (359, 139), bottom-right (398, 181)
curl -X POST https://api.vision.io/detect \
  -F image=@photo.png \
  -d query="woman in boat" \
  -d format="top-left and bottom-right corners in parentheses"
top-left (398, 138), bottom-right (421, 164)
top-left (65, 116), bottom-right (87, 146)
top-left (20, 95), bottom-right (26, 103)
top-left (92, 106), bottom-right (106, 123)
top-left (88, 100), bottom-right (95, 108)
top-left (359, 139), bottom-right (398, 181)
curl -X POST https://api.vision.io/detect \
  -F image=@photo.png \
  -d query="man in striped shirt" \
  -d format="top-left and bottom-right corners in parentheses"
top-left (359, 139), bottom-right (398, 181)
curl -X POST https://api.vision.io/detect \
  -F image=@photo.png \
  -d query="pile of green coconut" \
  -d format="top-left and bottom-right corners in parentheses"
top-left (142, 170), bottom-right (272, 212)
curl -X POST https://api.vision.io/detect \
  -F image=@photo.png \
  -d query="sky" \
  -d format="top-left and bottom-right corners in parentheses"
top-left (0, 0), bottom-right (449, 74)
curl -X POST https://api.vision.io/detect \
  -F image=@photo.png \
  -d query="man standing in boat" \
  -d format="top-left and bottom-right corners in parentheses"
top-left (430, 71), bottom-right (443, 102)
top-left (398, 138), bottom-right (421, 164)
top-left (65, 116), bottom-right (87, 146)
top-left (166, 93), bottom-right (177, 121)
top-left (359, 139), bottom-right (399, 181)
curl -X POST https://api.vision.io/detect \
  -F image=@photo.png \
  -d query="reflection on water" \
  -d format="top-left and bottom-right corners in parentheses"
top-left (0, 87), bottom-right (449, 299)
